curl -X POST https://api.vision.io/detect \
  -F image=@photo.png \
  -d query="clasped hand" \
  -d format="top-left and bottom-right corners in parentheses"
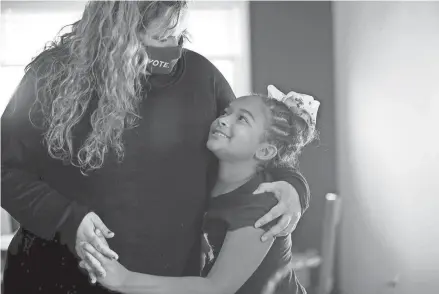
top-left (79, 241), bottom-right (130, 292)
top-left (75, 212), bottom-right (119, 284)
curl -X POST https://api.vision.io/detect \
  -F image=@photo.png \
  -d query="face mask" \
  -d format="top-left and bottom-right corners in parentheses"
top-left (145, 45), bottom-right (183, 75)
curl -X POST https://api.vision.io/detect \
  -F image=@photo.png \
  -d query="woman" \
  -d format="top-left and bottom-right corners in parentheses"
top-left (1, 2), bottom-right (310, 293)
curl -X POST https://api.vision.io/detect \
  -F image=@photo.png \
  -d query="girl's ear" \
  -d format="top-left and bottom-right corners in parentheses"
top-left (255, 143), bottom-right (277, 161)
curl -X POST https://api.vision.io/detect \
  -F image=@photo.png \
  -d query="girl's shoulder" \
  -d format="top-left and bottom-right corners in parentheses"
top-left (210, 171), bottom-right (275, 206)
top-left (208, 172), bottom-right (278, 232)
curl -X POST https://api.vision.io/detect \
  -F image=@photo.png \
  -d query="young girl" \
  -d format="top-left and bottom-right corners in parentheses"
top-left (79, 85), bottom-right (319, 294)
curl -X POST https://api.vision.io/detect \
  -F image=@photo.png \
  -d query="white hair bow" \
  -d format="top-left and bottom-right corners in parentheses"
top-left (267, 85), bottom-right (320, 126)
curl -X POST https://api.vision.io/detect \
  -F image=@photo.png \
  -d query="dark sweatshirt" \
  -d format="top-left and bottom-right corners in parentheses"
top-left (1, 48), bottom-right (310, 293)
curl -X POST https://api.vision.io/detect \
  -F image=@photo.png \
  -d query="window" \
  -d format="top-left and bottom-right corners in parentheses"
top-left (0, 1), bottom-right (85, 114)
top-left (185, 1), bottom-right (251, 96)
top-left (0, 1), bottom-right (251, 115)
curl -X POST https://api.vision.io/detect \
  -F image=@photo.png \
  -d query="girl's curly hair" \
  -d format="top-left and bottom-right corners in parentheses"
top-left (259, 94), bottom-right (318, 169)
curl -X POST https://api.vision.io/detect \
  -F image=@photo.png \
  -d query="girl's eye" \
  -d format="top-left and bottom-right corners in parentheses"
top-left (220, 109), bottom-right (230, 117)
top-left (238, 115), bottom-right (249, 123)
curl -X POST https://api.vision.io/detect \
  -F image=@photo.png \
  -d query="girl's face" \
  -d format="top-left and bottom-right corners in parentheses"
top-left (207, 96), bottom-right (274, 162)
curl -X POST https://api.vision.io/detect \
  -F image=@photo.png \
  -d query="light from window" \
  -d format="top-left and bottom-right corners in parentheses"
top-left (0, 12), bottom-right (80, 65)
top-left (0, 2), bottom-right (250, 115)
top-left (0, 66), bottom-right (25, 114)
top-left (210, 59), bottom-right (235, 91)
top-left (185, 9), bottom-right (241, 56)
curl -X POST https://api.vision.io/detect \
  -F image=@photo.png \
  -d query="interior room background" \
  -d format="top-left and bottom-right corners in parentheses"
top-left (1, 1), bottom-right (438, 294)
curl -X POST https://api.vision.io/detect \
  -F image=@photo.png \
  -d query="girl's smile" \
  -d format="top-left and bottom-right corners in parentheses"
top-left (209, 128), bottom-right (231, 140)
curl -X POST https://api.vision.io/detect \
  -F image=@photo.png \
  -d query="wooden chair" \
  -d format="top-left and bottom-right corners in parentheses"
top-left (263, 193), bottom-right (342, 294)
top-left (316, 193), bottom-right (342, 294)
top-left (1, 208), bottom-right (19, 282)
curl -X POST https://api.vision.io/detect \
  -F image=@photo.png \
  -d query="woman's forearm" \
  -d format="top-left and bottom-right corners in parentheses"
top-left (120, 271), bottom-right (222, 294)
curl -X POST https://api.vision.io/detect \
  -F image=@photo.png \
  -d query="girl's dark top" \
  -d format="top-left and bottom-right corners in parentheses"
top-left (202, 171), bottom-right (307, 294)
top-left (1, 48), bottom-right (310, 293)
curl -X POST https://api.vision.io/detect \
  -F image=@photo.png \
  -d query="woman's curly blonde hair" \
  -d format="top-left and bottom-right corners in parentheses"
top-left (28, 1), bottom-right (187, 173)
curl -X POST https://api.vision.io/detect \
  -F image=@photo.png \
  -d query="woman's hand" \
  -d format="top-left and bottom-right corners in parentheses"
top-left (75, 216), bottom-right (118, 283)
top-left (79, 242), bottom-right (130, 292)
top-left (253, 181), bottom-right (302, 241)
top-left (75, 213), bottom-right (118, 280)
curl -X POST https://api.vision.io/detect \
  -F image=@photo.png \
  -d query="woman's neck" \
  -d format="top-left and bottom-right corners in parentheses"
top-left (212, 160), bottom-right (258, 197)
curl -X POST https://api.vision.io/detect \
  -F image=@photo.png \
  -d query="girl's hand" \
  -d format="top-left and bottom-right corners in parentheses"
top-left (253, 181), bottom-right (302, 241)
top-left (79, 242), bottom-right (130, 292)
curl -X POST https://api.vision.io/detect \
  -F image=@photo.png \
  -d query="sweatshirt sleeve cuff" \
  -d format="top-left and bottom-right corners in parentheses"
top-left (58, 202), bottom-right (91, 257)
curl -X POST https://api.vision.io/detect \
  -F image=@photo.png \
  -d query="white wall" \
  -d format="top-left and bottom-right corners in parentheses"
top-left (333, 2), bottom-right (439, 294)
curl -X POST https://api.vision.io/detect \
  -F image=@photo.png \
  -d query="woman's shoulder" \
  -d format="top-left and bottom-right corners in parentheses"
top-left (2, 47), bottom-right (67, 126)
top-left (183, 49), bottom-right (212, 65)
top-left (29, 45), bottom-right (68, 71)
top-left (183, 49), bottom-right (223, 77)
